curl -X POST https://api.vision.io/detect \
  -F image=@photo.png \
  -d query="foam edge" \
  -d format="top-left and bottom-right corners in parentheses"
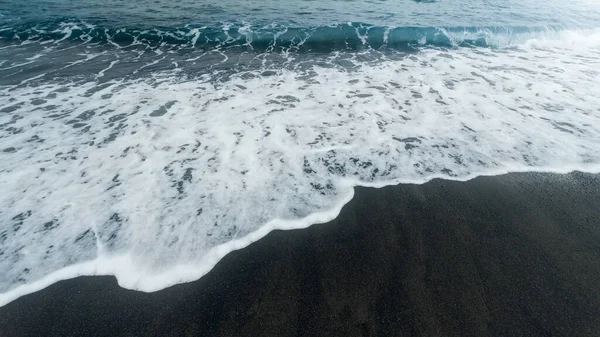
top-left (1, 164), bottom-right (599, 308)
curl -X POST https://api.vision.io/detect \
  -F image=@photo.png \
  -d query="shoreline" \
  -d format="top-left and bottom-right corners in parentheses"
top-left (1, 171), bottom-right (600, 336)
top-left (1, 166), bottom-right (597, 308)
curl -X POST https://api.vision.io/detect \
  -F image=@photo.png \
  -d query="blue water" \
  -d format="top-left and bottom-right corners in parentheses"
top-left (2, 0), bottom-right (600, 28)
top-left (1, 0), bottom-right (600, 305)
top-left (2, 0), bottom-right (600, 53)
top-left (1, 0), bottom-right (599, 82)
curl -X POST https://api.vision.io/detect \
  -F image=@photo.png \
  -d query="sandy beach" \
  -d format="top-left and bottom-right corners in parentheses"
top-left (1, 171), bottom-right (599, 336)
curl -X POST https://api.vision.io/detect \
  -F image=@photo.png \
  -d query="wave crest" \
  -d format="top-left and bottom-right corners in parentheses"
top-left (1, 20), bottom-right (587, 51)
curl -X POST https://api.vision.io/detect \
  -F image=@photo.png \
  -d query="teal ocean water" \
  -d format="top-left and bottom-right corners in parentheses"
top-left (1, 0), bottom-right (600, 306)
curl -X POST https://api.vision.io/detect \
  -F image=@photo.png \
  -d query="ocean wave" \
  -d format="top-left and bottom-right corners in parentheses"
top-left (0, 20), bottom-right (583, 51)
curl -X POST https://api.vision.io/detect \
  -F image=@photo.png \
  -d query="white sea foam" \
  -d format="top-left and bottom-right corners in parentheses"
top-left (1, 29), bottom-right (600, 307)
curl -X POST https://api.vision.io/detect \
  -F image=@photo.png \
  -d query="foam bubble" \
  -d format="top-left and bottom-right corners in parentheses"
top-left (1, 29), bottom-right (600, 307)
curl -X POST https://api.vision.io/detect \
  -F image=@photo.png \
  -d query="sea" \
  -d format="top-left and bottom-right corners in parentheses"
top-left (1, 0), bottom-right (600, 306)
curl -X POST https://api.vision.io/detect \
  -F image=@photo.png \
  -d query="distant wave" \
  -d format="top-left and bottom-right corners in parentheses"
top-left (0, 20), bottom-right (573, 51)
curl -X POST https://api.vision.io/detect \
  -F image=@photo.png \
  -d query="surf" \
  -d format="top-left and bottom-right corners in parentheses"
top-left (1, 25), bottom-right (600, 307)
top-left (0, 20), bottom-right (587, 50)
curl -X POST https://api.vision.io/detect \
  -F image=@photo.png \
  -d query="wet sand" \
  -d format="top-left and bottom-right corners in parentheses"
top-left (1, 171), bottom-right (600, 337)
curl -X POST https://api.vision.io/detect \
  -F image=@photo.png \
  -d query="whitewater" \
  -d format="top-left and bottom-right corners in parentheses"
top-left (1, 0), bottom-right (600, 307)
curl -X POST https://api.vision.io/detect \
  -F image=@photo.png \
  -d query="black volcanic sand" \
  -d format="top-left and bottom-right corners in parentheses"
top-left (1, 172), bottom-right (600, 337)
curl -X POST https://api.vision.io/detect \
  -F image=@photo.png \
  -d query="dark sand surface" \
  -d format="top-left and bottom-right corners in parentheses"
top-left (1, 172), bottom-right (600, 337)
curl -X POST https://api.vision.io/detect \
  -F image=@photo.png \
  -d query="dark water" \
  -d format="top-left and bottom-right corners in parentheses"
top-left (3, 0), bottom-right (599, 27)
top-left (1, 0), bottom-right (599, 82)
